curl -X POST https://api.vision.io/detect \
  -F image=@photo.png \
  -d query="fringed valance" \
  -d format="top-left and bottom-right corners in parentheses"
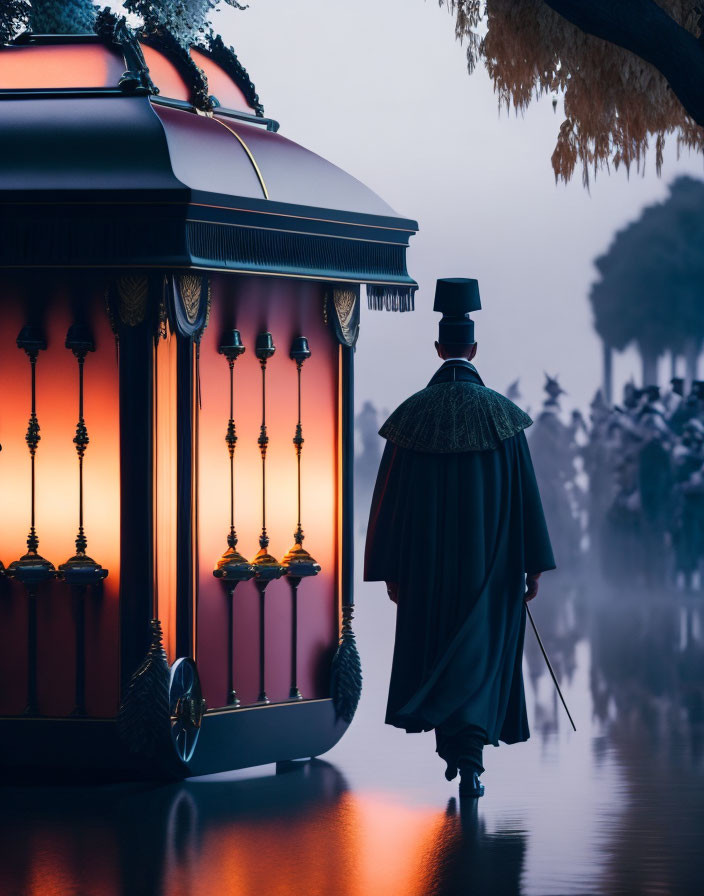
top-left (366, 284), bottom-right (416, 313)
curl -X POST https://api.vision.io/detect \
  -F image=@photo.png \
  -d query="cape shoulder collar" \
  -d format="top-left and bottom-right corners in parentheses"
top-left (429, 360), bottom-right (484, 386)
top-left (379, 374), bottom-right (532, 453)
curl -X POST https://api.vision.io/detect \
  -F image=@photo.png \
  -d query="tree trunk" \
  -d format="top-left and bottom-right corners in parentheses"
top-left (670, 351), bottom-right (678, 381)
top-left (685, 338), bottom-right (701, 390)
top-left (543, 0), bottom-right (704, 127)
top-left (602, 341), bottom-right (613, 405)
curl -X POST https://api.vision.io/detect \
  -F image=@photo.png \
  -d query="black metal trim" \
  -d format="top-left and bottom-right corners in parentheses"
top-left (341, 346), bottom-right (354, 610)
top-left (0, 213), bottom-right (417, 287)
top-left (199, 34), bottom-right (264, 118)
top-left (167, 272), bottom-right (209, 339)
top-left (151, 95), bottom-right (279, 131)
top-left (12, 33), bottom-right (102, 45)
top-left (0, 88), bottom-right (128, 100)
top-left (175, 335), bottom-right (195, 660)
top-left (140, 31), bottom-right (210, 111)
top-left (185, 221), bottom-right (414, 284)
top-left (117, 308), bottom-right (156, 693)
top-left (0, 698), bottom-right (349, 778)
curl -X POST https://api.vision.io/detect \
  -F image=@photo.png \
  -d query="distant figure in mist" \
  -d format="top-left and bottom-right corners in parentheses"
top-left (355, 401), bottom-right (383, 521)
top-left (528, 375), bottom-right (583, 570)
top-left (364, 279), bottom-right (555, 799)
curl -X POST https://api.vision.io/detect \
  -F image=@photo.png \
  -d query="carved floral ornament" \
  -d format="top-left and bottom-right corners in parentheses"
top-left (179, 273), bottom-right (203, 324)
top-left (117, 274), bottom-right (149, 327)
top-left (327, 286), bottom-right (360, 348)
top-left (109, 272), bottom-right (211, 339)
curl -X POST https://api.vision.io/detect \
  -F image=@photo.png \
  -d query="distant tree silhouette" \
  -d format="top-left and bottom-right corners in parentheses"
top-left (589, 176), bottom-right (704, 387)
top-left (439, 1), bottom-right (704, 186)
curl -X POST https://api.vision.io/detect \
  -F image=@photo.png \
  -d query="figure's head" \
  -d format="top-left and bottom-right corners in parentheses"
top-left (434, 340), bottom-right (477, 361)
top-left (433, 277), bottom-right (481, 361)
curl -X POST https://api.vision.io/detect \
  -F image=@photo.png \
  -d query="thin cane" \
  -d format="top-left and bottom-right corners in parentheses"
top-left (525, 601), bottom-right (577, 732)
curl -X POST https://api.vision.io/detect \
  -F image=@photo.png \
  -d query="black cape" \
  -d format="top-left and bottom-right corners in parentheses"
top-left (364, 360), bottom-right (555, 745)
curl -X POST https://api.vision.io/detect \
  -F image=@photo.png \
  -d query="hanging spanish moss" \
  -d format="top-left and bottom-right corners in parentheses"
top-left (30, 0), bottom-right (97, 34)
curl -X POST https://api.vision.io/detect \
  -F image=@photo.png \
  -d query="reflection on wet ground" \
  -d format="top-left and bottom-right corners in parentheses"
top-left (3, 561), bottom-right (704, 895)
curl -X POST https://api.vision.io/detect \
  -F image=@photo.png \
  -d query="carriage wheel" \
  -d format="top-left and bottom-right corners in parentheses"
top-left (169, 658), bottom-right (206, 764)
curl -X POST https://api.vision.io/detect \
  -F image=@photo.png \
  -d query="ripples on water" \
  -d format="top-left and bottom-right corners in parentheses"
top-left (3, 561), bottom-right (704, 895)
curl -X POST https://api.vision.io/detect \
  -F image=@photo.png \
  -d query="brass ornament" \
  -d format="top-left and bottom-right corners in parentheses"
top-left (329, 287), bottom-right (360, 347)
top-left (282, 336), bottom-right (320, 580)
top-left (157, 279), bottom-right (169, 341)
top-left (117, 275), bottom-right (149, 327)
top-left (179, 274), bottom-right (203, 325)
top-left (203, 279), bottom-right (212, 332)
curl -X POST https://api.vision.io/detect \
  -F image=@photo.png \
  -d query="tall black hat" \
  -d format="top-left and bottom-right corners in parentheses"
top-left (434, 278), bottom-right (481, 344)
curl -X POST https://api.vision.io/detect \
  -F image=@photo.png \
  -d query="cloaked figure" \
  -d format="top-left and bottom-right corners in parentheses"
top-left (364, 278), bottom-right (555, 799)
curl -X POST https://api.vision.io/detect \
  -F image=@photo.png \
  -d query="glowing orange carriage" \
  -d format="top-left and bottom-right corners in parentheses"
top-left (0, 27), bottom-right (416, 776)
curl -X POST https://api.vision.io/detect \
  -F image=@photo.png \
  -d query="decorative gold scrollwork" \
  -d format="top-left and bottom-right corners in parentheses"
top-left (331, 287), bottom-right (359, 347)
top-left (116, 275), bottom-right (149, 327)
top-left (179, 274), bottom-right (203, 325)
top-left (203, 279), bottom-right (212, 332)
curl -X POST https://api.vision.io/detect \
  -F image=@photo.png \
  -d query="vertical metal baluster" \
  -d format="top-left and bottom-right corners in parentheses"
top-left (250, 333), bottom-right (285, 704)
top-left (282, 337), bottom-right (320, 701)
top-left (7, 327), bottom-right (56, 717)
top-left (213, 330), bottom-right (254, 708)
top-left (58, 325), bottom-right (108, 717)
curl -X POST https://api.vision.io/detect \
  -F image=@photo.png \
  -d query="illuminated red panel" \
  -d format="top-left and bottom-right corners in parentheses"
top-left (0, 277), bottom-right (120, 718)
top-left (141, 44), bottom-right (191, 102)
top-left (154, 325), bottom-right (179, 664)
top-left (197, 276), bottom-right (338, 708)
top-left (0, 44), bottom-right (125, 89)
top-left (191, 48), bottom-right (254, 113)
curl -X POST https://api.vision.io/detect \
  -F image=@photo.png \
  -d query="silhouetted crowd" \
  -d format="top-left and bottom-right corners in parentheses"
top-left (583, 377), bottom-right (704, 591)
top-left (356, 374), bottom-right (704, 593)
top-left (529, 374), bottom-right (704, 592)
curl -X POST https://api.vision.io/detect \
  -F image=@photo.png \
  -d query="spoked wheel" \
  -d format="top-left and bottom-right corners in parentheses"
top-left (169, 658), bottom-right (207, 764)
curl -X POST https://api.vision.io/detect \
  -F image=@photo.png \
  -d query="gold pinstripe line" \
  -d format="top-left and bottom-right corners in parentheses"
top-left (211, 116), bottom-right (270, 200)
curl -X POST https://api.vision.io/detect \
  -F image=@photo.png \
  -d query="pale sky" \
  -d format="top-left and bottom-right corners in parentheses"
top-left (215, 0), bottom-right (704, 415)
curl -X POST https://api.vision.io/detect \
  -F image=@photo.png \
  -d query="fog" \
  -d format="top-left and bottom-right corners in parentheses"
top-left (219, 0), bottom-right (704, 415)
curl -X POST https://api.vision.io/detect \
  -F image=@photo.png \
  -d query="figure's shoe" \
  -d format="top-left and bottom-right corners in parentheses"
top-left (458, 770), bottom-right (485, 799)
top-left (444, 761), bottom-right (458, 782)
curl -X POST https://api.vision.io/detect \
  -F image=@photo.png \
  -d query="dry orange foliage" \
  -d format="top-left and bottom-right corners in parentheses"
top-left (439, 0), bottom-right (704, 186)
